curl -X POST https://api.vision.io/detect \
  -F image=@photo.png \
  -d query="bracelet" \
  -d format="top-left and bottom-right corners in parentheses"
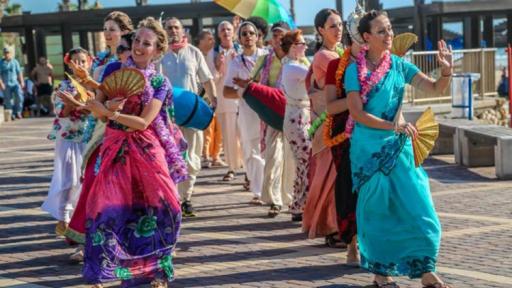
top-left (109, 111), bottom-right (120, 121)
top-left (441, 72), bottom-right (452, 77)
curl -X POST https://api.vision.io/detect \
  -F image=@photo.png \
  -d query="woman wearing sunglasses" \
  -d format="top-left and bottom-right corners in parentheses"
top-left (280, 30), bottom-right (312, 226)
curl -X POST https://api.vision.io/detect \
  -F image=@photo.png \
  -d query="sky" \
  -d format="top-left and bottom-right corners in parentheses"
top-left (6, 0), bottom-right (424, 26)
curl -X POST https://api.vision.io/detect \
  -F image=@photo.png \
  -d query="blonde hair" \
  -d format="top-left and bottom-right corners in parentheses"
top-left (137, 17), bottom-right (169, 60)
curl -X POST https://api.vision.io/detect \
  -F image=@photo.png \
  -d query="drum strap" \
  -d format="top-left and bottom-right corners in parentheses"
top-left (180, 93), bottom-right (199, 127)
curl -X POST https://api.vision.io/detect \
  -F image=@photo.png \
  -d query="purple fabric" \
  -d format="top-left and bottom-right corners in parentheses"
top-left (104, 58), bottom-right (188, 184)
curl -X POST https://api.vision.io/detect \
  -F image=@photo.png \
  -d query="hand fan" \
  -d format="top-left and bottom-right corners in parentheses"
top-left (100, 68), bottom-right (146, 99)
top-left (65, 73), bottom-right (91, 102)
top-left (412, 107), bottom-right (439, 167)
top-left (392, 33), bottom-right (418, 57)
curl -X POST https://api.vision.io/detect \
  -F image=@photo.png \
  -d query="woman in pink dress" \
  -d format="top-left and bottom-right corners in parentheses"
top-left (79, 17), bottom-right (184, 288)
top-left (302, 8), bottom-right (345, 247)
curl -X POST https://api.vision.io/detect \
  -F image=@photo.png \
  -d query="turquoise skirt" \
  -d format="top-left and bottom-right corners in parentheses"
top-left (350, 128), bottom-right (441, 278)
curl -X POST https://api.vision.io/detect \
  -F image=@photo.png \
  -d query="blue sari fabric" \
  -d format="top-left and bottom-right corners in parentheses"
top-left (344, 55), bottom-right (441, 278)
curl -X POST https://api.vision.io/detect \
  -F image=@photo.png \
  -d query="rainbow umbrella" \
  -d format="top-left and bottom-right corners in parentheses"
top-left (214, 0), bottom-right (296, 28)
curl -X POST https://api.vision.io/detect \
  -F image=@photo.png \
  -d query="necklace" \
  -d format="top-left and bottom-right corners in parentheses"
top-left (322, 44), bottom-right (337, 52)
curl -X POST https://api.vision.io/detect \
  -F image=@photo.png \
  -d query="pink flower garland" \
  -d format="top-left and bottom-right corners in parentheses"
top-left (344, 46), bottom-right (392, 136)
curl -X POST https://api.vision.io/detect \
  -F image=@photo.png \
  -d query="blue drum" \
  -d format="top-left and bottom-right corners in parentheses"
top-left (170, 87), bottom-right (214, 130)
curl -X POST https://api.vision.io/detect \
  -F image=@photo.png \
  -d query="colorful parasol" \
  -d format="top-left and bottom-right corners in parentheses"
top-left (214, 0), bottom-right (296, 28)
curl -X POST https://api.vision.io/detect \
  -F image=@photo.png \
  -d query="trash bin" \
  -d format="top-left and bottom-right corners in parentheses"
top-left (451, 73), bottom-right (480, 120)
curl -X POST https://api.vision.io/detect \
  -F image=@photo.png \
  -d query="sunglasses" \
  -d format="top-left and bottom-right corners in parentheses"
top-left (241, 31), bottom-right (256, 37)
top-left (116, 45), bottom-right (130, 54)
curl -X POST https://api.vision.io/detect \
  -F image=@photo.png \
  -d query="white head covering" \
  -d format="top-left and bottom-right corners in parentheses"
top-left (346, 1), bottom-right (366, 45)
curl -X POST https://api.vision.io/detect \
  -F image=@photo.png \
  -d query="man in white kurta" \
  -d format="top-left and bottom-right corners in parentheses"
top-left (206, 21), bottom-right (243, 180)
top-left (223, 21), bottom-right (267, 202)
top-left (161, 17), bottom-right (216, 216)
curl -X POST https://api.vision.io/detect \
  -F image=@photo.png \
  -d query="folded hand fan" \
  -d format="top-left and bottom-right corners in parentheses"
top-left (66, 73), bottom-right (91, 102)
top-left (412, 107), bottom-right (439, 167)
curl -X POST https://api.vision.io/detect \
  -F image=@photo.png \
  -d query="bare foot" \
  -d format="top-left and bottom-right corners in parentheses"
top-left (421, 272), bottom-right (450, 287)
top-left (346, 236), bottom-right (360, 266)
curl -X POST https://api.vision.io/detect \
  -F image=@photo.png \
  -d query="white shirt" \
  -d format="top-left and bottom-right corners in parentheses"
top-left (207, 44), bottom-right (240, 113)
top-left (160, 45), bottom-right (213, 94)
top-left (224, 48), bottom-right (267, 95)
top-left (281, 60), bottom-right (310, 106)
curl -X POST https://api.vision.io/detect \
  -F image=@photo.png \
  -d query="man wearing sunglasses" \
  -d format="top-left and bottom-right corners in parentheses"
top-left (224, 20), bottom-right (267, 206)
top-left (160, 17), bottom-right (217, 217)
top-left (233, 21), bottom-right (298, 220)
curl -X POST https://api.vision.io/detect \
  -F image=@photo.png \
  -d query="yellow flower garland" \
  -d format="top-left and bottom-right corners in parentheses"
top-left (323, 48), bottom-right (351, 147)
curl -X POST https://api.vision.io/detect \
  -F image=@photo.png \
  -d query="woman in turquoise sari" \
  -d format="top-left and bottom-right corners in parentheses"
top-left (344, 11), bottom-right (453, 288)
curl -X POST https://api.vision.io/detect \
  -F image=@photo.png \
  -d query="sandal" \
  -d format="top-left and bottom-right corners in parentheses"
top-left (325, 233), bottom-right (348, 248)
top-left (222, 171), bottom-right (235, 181)
top-left (243, 180), bottom-right (251, 191)
top-left (243, 174), bottom-right (250, 191)
top-left (267, 204), bottom-right (281, 217)
top-left (69, 246), bottom-right (84, 263)
top-left (423, 283), bottom-right (451, 288)
top-left (373, 281), bottom-right (400, 288)
top-left (249, 197), bottom-right (263, 205)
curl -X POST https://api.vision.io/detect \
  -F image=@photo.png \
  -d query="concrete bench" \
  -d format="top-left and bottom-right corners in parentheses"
top-left (432, 118), bottom-right (491, 160)
top-left (458, 125), bottom-right (512, 179)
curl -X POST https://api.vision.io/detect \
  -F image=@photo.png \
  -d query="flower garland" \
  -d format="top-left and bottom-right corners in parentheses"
top-left (343, 46), bottom-right (392, 137)
top-left (307, 111), bottom-right (326, 138)
top-left (123, 57), bottom-right (189, 184)
top-left (307, 46), bottom-right (345, 138)
top-left (323, 48), bottom-right (351, 147)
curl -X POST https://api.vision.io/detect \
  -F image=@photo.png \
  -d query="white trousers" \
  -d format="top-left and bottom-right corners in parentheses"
top-left (218, 111), bottom-right (243, 171)
top-left (42, 140), bottom-right (85, 222)
top-left (237, 100), bottom-right (264, 197)
top-left (260, 127), bottom-right (295, 208)
top-left (178, 127), bottom-right (203, 202)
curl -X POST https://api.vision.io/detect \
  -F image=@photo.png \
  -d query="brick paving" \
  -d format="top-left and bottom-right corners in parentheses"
top-left (0, 118), bottom-right (511, 288)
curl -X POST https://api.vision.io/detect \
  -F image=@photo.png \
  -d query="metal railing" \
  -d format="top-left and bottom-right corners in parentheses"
top-left (404, 48), bottom-right (498, 104)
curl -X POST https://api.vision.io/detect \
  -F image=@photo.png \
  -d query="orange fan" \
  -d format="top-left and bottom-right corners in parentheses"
top-left (100, 68), bottom-right (146, 99)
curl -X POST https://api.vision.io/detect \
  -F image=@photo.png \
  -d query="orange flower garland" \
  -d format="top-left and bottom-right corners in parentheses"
top-left (323, 48), bottom-right (351, 147)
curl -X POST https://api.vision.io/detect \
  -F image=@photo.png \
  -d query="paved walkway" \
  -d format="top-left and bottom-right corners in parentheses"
top-left (0, 118), bottom-right (511, 288)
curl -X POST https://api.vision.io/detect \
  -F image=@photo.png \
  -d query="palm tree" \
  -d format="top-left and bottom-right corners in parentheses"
top-left (0, 0), bottom-right (9, 22)
top-left (4, 2), bottom-right (22, 15)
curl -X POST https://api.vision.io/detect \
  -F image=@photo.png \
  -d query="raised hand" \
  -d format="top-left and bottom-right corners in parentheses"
top-left (68, 59), bottom-right (90, 80)
top-left (437, 40), bottom-right (453, 74)
top-left (57, 90), bottom-right (84, 108)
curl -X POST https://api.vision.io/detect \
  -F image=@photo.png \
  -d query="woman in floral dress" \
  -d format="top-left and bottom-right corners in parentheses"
top-left (41, 48), bottom-right (90, 236)
top-left (80, 17), bottom-right (183, 288)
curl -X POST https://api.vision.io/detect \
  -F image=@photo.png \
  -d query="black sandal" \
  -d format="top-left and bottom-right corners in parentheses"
top-left (222, 171), bottom-right (235, 181)
top-left (373, 281), bottom-right (400, 288)
top-left (267, 204), bottom-right (281, 217)
top-left (325, 233), bottom-right (348, 248)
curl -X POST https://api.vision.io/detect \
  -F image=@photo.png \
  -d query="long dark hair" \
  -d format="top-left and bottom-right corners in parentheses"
top-left (314, 8), bottom-right (341, 51)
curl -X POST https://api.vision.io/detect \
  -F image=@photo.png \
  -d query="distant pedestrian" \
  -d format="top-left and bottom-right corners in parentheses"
top-left (31, 56), bottom-right (54, 116)
top-left (0, 47), bottom-right (25, 120)
top-left (497, 66), bottom-right (509, 97)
